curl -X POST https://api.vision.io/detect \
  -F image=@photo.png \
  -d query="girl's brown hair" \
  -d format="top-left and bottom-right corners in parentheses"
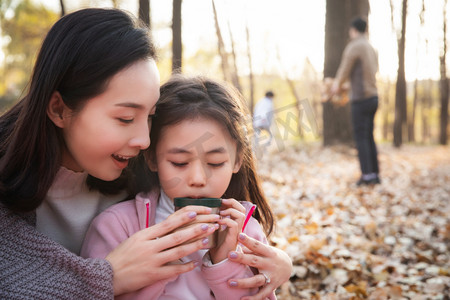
top-left (140, 75), bottom-right (274, 235)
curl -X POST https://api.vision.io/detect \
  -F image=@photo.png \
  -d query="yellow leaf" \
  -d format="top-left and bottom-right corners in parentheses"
top-left (288, 235), bottom-right (300, 243)
top-left (309, 237), bottom-right (326, 251)
top-left (304, 222), bottom-right (319, 234)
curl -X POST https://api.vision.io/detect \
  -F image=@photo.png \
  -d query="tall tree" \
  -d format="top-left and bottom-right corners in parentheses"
top-left (111, 0), bottom-right (120, 8)
top-left (227, 20), bottom-right (242, 93)
top-left (59, 0), bottom-right (65, 17)
top-left (139, 0), bottom-right (150, 28)
top-left (172, 0), bottom-right (182, 73)
top-left (393, 0), bottom-right (408, 147)
top-left (409, 0), bottom-right (426, 143)
top-left (421, 79), bottom-right (432, 143)
top-left (246, 23), bottom-right (255, 115)
top-left (276, 48), bottom-right (306, 138)
top-left (0, 0), bottom-right (14, 105)
top-left (323, 0), bottom-right (369, 146)
top-left (409, 79), bottom-right (418, 142)
top-left (212, 0), bottom-right (230, 82)
top-left (382, 80), bottom-right (392, 141)
top-left (439, 0), bottom-right (449, 145)
top-left (1, 0), bottom-right (58, 98)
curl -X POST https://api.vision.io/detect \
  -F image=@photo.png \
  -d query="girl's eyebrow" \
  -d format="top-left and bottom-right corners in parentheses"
top-left (206, 147), bottom-right (226, 154)
top-left (168, 147), bottom-right (190, 154)
top-left (167, 147), bottom-right (226, 154)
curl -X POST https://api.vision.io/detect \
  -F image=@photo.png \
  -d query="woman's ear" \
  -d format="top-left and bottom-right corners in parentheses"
top-left (47, 91), bottom-right (69, 128)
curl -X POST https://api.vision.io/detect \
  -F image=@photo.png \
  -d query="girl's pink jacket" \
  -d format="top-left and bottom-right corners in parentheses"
top-left (80, 191), bottom-right (276, 300)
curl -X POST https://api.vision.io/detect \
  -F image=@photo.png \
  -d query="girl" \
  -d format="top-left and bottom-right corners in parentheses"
top-left (0, 8), bottom-right (291, 299)
top-left (81, 75), bottom-right (279, 299)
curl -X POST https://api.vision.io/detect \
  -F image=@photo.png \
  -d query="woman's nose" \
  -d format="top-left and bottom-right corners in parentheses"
top-left (129, 123), bottom-right (151, 150)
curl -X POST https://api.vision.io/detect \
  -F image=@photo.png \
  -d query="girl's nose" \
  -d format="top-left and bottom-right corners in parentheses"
top-left (188, 161), bottom-right (207, 187)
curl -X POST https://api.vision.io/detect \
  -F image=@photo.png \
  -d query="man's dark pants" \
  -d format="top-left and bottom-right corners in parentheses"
top-left (351, 96), bottom-right (379, 175)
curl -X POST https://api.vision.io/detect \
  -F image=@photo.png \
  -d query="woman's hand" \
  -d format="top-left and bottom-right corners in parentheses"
top-left (105, 205), bottom-right (219, 295)
top-left (209, 198), bottom-right (246, 263)
top-left (227, 233), bottom-right (293, 300)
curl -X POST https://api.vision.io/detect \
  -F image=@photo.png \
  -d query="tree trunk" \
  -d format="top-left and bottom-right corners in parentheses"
top-left (393, 0), bottom-right (408, 147)
top-left (440, 81), bottom-right (449, 145)
top-left (408, 79), bottom-right (418, 142)
top-left (439, 0), bottom-right (449, 145)
top-left (59, 0), bottom-right (65, 17)
top-left (421, 79), bottom-right (431, 143)
top-left (276, 49), bottom-right (310, 138)
top-left (246, 24), bottom-right (255, 115)
top-left (172, 0), bottom-right (182, 73)
top-left (212, 0), bottom-right (229, 82)
top-left (139, 0), bottom-right (151, 28)
top-left (285, 78), bottom-right (305, 138)
top-left (323, 0), bottom-right (369, 146)
top-left (111, 0), bottom-right (120, 8)
top-left (408, 0), bottom-right (426, 143)
top-left (227, 20), bottom-right (242, 93)
top-left (382, 81), bottom-right (391, 141)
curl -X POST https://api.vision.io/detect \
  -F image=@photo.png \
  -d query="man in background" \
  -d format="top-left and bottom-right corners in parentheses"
top-left (332, 17), bottom-right (380, 186)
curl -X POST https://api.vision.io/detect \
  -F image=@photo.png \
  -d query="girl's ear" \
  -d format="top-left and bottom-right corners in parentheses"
top-left (145, 151), bottom-right (158, 172)
top-left (233, 152), bottom-right (243, 173)
top-left (47, 91), bottom-right (69, 128)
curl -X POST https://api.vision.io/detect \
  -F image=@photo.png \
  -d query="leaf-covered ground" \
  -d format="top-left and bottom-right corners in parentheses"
top-left (258, 142), bottom-right (450, 299)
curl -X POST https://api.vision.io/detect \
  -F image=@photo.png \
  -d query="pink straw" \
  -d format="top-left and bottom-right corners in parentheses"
top-left (241, 204), bottom-right (256, 232)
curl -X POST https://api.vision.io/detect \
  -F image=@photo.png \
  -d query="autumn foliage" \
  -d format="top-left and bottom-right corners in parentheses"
top-left (258, 143), bottom-right (450, 298)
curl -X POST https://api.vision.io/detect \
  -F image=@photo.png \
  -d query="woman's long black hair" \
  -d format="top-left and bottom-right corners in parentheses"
top-left (0, 8), bottom-right (156, 212)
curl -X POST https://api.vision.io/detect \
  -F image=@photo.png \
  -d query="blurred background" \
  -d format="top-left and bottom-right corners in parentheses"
top-left (1, 0), bottom-right (449, 298)
top-left (0, 0), bottom-right (449, 146)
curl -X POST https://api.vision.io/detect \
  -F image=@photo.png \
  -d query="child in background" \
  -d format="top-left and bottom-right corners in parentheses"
top-left (81, 75), bottom-right (276, 299)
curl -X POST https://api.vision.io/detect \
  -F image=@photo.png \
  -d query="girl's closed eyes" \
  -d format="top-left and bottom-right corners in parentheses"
top-left (208, 162), bottom-right (225, 167)
top-left (170, 161), bottom-right (188, 167)
top-left (169, 161), bottom-right (227, 168)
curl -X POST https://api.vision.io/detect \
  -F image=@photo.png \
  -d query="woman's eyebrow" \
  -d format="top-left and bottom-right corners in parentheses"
top-left (115, 102), bottom-right (145, 109)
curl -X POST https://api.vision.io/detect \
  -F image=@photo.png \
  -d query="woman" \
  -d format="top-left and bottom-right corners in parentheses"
top-left (0, 8), bottom-right (291, 299)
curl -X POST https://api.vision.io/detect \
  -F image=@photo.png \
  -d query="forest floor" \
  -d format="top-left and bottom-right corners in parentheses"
top-left (257, 142), bottom-right (450, 299)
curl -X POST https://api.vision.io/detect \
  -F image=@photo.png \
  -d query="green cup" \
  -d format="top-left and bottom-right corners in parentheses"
top-left (173, 197), bottom-right (222, 248)
top-left (174, 197), bottom-right (222, 212)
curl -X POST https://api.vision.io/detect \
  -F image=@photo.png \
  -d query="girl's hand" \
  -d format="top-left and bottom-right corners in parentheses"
top-left (228, 233), bottom-right (293, 300)
top-left (209, 198), bottom-right (246, 264)
top-left (106, 205), bottom-right (219, 296)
